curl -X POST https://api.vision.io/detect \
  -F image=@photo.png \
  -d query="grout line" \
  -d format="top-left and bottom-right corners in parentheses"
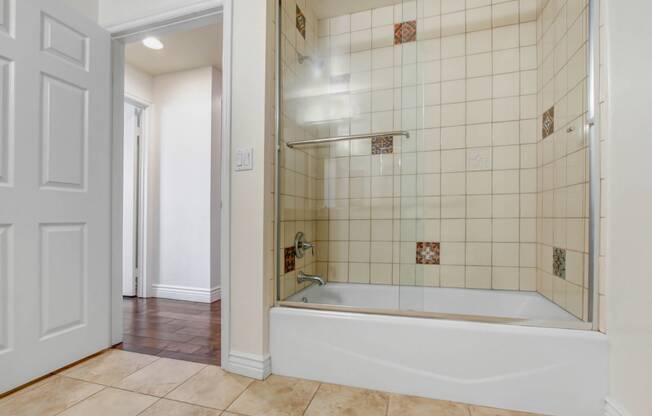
top-left (384, 390), bottom-right (391, 416)
top-left (134, 397), bottom-right (163, 416)
top-left (51, 385), bottom-right (108, 416)
top-left (222, 376), bottom-right (256, 413)
top-left (301, 382), bottom-right (323, 415)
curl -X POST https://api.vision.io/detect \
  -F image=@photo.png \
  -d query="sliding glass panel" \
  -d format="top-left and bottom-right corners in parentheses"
top-left (395, 0), bottom-right (424, 312)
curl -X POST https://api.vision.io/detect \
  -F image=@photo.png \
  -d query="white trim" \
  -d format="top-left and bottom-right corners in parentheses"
top-left (124, 93), bottom-right (152, 108)
top-left (219, 0), bottom-right (232, 375)
top-left (228, 351), bottom-right (271, 380)
top-left (110, 40), bottom-right (126, 346)
top-left (121, 95), bottom-right (150, 300)
top-left (605, 398), bottom-right (632, 416)
top-left (151, 284), bottom-right (221, 303)
top-left (105, 0), bottom-right (223, 36)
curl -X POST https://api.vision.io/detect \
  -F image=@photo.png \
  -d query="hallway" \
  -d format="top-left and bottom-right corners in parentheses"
top-left (118, 297), bottom-right (220, 366)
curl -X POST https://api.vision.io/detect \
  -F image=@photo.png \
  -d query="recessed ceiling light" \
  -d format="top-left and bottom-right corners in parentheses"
top-left (142, 37), bottom-right (164, 50)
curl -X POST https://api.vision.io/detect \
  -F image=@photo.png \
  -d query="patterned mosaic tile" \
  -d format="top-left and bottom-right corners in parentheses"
top-left (284, 247), bottom-right (296, 273)
top-left (553, 247), bottom-right (566, 279)
top-left (394, 20), bottom-right (417, 45)
top-left (296, 5), bottom-right (306, 39)
top-left (371, 135), bottom-right (393, 154)
top-left (542, 106), bottom-right (555, 139)
top-left (416, 242), bottom-right (440, 265)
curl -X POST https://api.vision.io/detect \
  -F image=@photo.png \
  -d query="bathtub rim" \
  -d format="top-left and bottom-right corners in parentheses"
top-left (277, 300), bottom-right (594, 331)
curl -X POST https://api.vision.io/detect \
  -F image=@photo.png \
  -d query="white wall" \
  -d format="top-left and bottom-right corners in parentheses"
top-left (99, 0), bottom-right (222, 30)
top-left (125, 64), bottom-right (153, 104)
top-left (62, 0), bottom-right (99, 22)
top-left (151, 67), bottom-right (219, 300)
top-left (606, 0), bottom-right (652, 415)
top-left (223, 0), bottom-right (275, 377)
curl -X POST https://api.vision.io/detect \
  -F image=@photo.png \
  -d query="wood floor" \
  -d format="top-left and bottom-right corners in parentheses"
top-left (116, 297), bottom-right (220, 366)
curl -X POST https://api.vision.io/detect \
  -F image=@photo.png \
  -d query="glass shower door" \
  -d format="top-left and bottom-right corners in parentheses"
top-left (394, 0), bottom-right (425, 313)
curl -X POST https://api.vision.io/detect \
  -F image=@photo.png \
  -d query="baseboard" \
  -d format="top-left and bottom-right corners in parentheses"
top-left (225, 351), bottom-right (271, 380)
top-left (605, 398), bottom-right (631, 416)
top-left (151, 284), bottom-right (221, 303)
top-left (210, 286), bottom-right (221, 302)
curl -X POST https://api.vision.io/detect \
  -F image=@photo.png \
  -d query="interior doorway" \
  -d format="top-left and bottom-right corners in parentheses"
top-left (122, 100), bottom-right (145, 297)
top-left (116, 18), bottom-right (223, 365)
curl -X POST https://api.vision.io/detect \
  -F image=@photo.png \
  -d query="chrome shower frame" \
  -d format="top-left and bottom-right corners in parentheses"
top-left (273, 0), bottom-right (602, 331)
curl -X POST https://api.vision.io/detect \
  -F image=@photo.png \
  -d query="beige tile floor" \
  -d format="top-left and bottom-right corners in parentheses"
top-left (0, 349), bottom-right (542, 416)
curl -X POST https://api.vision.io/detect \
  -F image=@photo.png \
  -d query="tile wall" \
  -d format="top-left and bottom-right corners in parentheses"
top-left (310, 0), bottom-right (541, 291)
top-left (278, 0), bottom-right (324, 299)
top-left (278, 0), bottom-right (605, 327)
top-left (535, 0), bottom-right (589, 319)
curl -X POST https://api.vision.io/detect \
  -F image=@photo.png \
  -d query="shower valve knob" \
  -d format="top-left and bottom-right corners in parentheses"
top-left (294, 232), bottom-right (315, 259)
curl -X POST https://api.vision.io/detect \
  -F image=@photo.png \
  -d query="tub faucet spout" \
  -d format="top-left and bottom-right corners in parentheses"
top-left (297, 271), bottom-right (325, 286)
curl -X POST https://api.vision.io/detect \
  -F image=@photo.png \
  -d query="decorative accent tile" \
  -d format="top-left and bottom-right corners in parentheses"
top-left (394, 20), bottom-right (417, 45)
top-left (371, 135), bottom-right (393, 155)
top-left (416, 242), bottom-right (440, 265)
top-left (553, 247), bottom-right (566, 279)
top-left (296, 5), bottom-right (306, 39)
top-left (542, 106), bottom-right (555, 139)
top-left (284, 247), bottom-right (296, 273)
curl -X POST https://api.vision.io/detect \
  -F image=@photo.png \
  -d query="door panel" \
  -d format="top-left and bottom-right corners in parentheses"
top-left (0, 0), bottom-right (13, 38)
top-left (41, 74), bottom-right (88, 190)
top-left (0, 0), bottom-right (111, 393)
top-left (41, 13), bottom-right (89, 70)
top-left (0, 57), bottom-right (11, 186)
top-left (39, 223), bottom-right (86, 339)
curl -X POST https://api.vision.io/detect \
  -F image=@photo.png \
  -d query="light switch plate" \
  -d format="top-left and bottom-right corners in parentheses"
top-left (235, 147), bottom-right (254, 171)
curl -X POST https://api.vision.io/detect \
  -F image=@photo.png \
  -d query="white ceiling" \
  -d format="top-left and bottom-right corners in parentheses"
top-left (125, 23), bottom-right (222, 77)
top-left (311, 0), bottom-right (404, 19)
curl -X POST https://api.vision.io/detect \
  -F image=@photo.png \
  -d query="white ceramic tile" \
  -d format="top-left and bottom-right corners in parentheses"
top-left (492, 1), bottom-right (519, 27)
top-left (372, 6), bottom-right (394, 27)
top-left (466, 29), bottom-right (492, 54)
top-left (351, 10), bottom-right (372, 32)
top-left (466, 6), bottom-right (491, 32)
top-left (441, 11), bottom-right (466, 36)
top-left (372, 25), bottom-right (394, 48)
top-left (467, 53), bottom-right (492, 77)
top-left (351, 30), bottom-right (372, 52)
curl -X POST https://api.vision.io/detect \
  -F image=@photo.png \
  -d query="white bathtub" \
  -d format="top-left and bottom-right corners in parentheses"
top-left (271, 284), bottom-right (608, 416)
top-left (286, 283), bottom-right (579, 322)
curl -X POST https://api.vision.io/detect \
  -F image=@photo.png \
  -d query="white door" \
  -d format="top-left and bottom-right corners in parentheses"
top-left (0, 0), bottom-right (111, 393)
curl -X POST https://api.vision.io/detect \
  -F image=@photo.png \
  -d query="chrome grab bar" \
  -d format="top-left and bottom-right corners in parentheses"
top-left (286, 131), bottom-right (410, 148)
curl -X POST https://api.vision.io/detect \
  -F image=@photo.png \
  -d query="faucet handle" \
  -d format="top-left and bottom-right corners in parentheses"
top-left (294, 231), bottom-right (316, 259)
top-left (301, 241), bottom-right (315, 256)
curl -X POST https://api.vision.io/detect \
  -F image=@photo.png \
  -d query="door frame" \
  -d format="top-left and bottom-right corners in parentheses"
top-left (108, 0), bottom-right (233, 373)
top-left (123, 96), bottom-right (149, 299)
